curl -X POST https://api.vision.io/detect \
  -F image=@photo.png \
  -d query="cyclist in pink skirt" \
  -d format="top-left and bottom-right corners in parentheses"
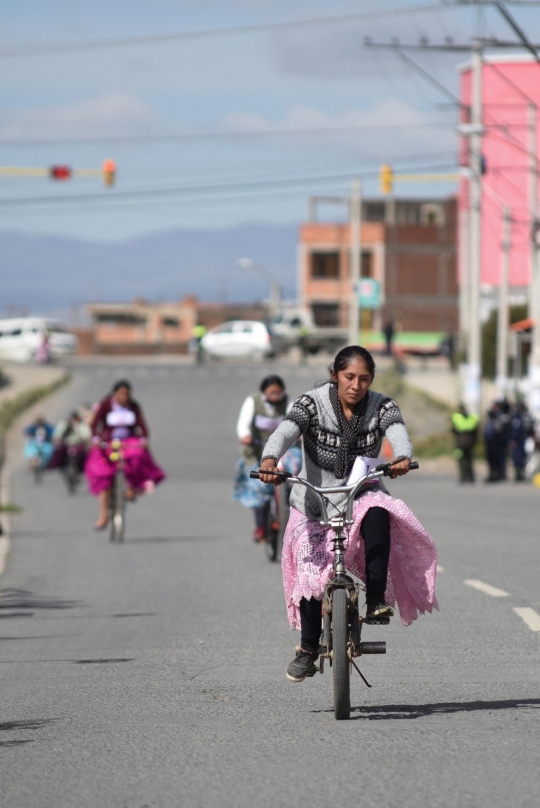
top-left (259, 345), bottom-right (438, 683)
top-left (85, 380), bottom-right (165, 530)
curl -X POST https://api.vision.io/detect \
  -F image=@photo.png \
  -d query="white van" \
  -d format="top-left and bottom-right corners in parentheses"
top-left (0, 317), bottom-right (77, 363)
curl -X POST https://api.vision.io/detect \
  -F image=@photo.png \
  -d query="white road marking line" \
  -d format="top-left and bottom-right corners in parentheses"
top-left (464, 579), bottom-right (510, 598)
top-left (513, 607), bottom-right (540, 632)
top-left (437, 565), bottom-right (444, 573)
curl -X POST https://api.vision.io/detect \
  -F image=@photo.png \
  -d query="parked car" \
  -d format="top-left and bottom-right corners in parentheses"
top-left (0, 317), bottom-right (77, 363)
top-left (268, 308), bottom-right (348, 354)
top-left (201, 320), bottom-right (278, 358)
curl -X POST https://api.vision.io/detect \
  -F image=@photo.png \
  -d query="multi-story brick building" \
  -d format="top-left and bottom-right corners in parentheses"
top-left (298, 196), bottom-right (458, 335)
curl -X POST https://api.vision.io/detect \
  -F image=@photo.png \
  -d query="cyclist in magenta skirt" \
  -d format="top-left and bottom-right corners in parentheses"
top-left (85, 380), bottom-right (165, 530)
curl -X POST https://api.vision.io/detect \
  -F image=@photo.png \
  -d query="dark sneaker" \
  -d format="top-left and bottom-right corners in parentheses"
top-left (366, 601), bottom-right (394, 620)
top-left (286, 649), bottom-right (319, 682)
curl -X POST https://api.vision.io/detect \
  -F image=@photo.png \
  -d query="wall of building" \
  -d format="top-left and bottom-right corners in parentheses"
top-left (459, 56), bottom-right (540, 289)
top-left (299, 198), bottom-right (457, 333)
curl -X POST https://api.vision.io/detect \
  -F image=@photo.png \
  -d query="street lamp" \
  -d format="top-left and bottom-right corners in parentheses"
top-left (237, 258), bottom-right (281, 316)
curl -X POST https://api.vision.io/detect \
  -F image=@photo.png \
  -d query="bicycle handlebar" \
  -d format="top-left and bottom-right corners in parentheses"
top-left (250, 458), bottom-right (419, 526)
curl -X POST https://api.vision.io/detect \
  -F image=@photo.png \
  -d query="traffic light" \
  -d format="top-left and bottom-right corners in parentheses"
top-left (380, 164), bottom-right (393, 195)
top-left (102, 159), bottom-right (116, 187)
top-left (50, 165), bottom-right (71, 181)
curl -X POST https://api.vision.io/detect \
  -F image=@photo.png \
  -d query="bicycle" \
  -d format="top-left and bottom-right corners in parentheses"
top-left (103, 439), bottom-right (127, 543)
top-left (251, 457), bottom-right (419, 720)
top-left (64, 446), bottom-right (82, 494)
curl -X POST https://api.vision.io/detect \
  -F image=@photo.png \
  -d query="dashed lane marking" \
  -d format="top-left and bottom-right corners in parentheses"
top-left (513, 607), bottom-right (540, 632)
top-left (464, 579), bottom-right (510, 598)
top-left (437, 565), bottom-right (444, 573)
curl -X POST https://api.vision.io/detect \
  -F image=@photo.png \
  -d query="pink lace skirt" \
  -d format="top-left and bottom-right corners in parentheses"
top-left (85, 438), bottom-right (165, 496)
top-left (281, 491), bottom-right (438, 629)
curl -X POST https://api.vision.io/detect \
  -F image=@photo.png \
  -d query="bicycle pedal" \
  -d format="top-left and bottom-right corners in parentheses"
top-left (364, 616), bottom-right (390, 625)
top-left (306, 664), bottom-right (319, 678)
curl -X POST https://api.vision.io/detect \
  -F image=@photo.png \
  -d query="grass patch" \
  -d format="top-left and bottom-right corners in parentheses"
top-left (0, 503), bottom-right (22, 514)
top-left (377, 369), bottom-right (454, 459)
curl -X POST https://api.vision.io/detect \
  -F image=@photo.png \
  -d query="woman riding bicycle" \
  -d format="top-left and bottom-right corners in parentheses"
top-left (85, 380), bottom-right (165, 530)
top-left (50, 410), bottom-right (91, 473)
top-left (233, 375), bottom-right (301, 542)
top-left (259, 345), bottom-right (438, 683)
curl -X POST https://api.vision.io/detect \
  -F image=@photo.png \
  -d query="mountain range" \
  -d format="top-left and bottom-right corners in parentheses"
top-left (0, 224), bottom-right (299, 321)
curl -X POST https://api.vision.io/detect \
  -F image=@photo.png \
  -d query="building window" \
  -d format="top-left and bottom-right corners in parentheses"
top-left (311, 251), bottom-right (340, 278)
top-left (348, 250), bottom-right (373, 277)
top-left (420, 203), bottom-right (445, 226)
top-left (95, 313), bottom-right (146, 326)
top-left (162, 316), bottom-right (180, 328)
top-left (361, 251), bottom-right (373, 278)
top-left (312, 302), bottom-right (340, 327)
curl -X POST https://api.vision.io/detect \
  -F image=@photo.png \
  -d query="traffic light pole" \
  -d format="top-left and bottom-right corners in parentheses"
top-left (349, 177), bottom-right (362, 346)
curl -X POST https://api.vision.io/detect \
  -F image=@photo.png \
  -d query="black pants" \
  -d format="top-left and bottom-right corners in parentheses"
top-left (457, 446), bottom-right (475, 482)
top-left (299, 507), bottom-right (391, 653)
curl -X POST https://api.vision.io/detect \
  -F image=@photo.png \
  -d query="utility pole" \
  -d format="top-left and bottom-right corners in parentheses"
top-left (527, 103), bottom-right (540, 417)
top-left (458, 207), bottom-right (470, 352)
top-left (349, 177), bottom-right (362, 346)
top-left (464, 41), bottom-right (484, 414)
top-left (496, 205), bottom-right (511, 392)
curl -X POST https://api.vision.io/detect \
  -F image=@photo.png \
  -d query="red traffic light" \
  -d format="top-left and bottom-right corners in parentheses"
top-left (102, 159), bottom-right (116, 187)
top-left (50, 165), bottom-right (71, 181)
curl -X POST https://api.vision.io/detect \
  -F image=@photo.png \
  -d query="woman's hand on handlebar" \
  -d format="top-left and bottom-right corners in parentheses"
top-left (389, 457), bottom-right (411, 478)
top-left (259, 458), bottom-right (283, 485)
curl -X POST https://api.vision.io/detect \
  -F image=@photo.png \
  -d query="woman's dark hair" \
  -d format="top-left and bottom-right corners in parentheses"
top-left (259, 374), bottom-right (286, 392)
top-left (112, 379), bottom-right (132, 393)
top-left (330, 345), bottom-right (376, 379)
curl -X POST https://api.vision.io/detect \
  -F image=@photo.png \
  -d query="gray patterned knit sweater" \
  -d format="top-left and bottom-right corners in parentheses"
top-left (261, 382), bottom-right (412, 519)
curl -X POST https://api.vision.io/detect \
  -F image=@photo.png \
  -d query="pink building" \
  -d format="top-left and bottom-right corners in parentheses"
top-left (459, 55), bottom-right (540, 292)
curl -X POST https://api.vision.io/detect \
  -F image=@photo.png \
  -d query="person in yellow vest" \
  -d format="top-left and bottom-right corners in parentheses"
top-left (451, 403), bottom-right (479, 483)
top-left (192, 324), bottom-right (207, 364)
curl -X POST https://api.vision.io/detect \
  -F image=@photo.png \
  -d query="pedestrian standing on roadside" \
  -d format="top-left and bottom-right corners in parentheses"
top-left (383, 318), bottom-right (395, 356)
top-left (451, 403), bottom-right (479, 483)
top-left (484, 399), bottom-right (511, 483)
top-left (509, 401), bottom-right (533, 482)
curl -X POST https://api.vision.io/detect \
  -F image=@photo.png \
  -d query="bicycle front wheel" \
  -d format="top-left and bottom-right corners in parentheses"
top-left (332, 587), bottom-right (351, 720)
top-left (110, 470), bottom-right (126, 542)
top-left (264, 496), bottom-right (279, 562)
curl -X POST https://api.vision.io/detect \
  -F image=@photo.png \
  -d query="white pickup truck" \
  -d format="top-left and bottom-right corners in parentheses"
top-left (268, 309), bottom-right (348, 355)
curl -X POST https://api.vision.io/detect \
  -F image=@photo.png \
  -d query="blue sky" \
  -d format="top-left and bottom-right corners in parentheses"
top-left (1, 0), bottom-right (538, 240)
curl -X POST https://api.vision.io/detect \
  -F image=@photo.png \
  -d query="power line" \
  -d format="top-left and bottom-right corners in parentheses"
top-left (0, 4), bottom-right (443, 59)
top-left (0, 120), bottom-right (456, 149)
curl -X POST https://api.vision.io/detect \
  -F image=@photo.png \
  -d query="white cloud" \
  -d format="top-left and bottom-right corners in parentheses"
top-left (0, 93), bottom-right (156, 140)
top-left (221, 100), bottom-right (457, 159)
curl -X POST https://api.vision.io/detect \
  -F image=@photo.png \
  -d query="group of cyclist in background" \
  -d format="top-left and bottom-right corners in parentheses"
top-left (23, 379), bottom-right (165, 529)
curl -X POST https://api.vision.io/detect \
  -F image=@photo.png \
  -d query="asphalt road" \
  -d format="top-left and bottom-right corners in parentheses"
top-left (1, 360), bottom-right (539, 808)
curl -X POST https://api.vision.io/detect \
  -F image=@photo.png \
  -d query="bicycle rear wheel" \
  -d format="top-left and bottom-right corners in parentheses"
top-left (332, 587), bottom-right (351, 720)
top-left (110, 470), bottom-right (126, 542)
top-left (65, 455), bottom-right (79, 494)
